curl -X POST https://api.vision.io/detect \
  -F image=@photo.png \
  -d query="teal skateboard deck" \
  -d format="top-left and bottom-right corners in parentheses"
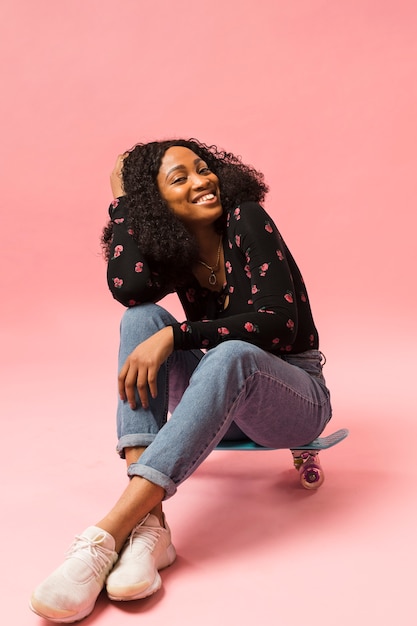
top-left (216, 428), bottom-right (349, 490)
top-left (216, 428), bottom-right (349, 451)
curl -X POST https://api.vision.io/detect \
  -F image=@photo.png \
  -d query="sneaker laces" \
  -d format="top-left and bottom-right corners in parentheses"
top-left (127, 514), bottom-right (164, 553)
top-left (65, 534), bottom-right (115, 578)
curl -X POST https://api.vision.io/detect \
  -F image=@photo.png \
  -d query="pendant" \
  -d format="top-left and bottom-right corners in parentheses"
top-left (209, 272), bottom-right (217, 286)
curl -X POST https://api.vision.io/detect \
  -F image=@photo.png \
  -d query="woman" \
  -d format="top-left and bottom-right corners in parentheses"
top-left (30, 139), bottom-right (331, 623)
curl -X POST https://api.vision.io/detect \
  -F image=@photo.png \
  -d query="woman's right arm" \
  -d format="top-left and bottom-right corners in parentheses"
top-left (106, 154), bottom-right (172, 306)
top-left (107, 196), bottom-right (173, 306)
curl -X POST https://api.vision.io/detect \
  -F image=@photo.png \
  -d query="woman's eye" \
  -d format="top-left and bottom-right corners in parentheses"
top-left (171, 167), bottom-right (210, 184)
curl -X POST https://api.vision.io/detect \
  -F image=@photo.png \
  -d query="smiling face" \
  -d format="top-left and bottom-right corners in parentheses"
top-left (156, 146), bottom-right (223, 231)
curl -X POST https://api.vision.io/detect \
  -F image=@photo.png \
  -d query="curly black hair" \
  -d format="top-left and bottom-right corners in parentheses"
top-left (102, 138), bottom-right (269, 286)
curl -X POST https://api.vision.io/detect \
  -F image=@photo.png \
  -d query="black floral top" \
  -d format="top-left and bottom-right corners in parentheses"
top-left (107, 197), bottom-right (319, 355)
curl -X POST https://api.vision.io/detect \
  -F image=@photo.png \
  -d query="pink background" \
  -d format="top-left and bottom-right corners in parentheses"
top-left (1, 1), bottom-right (416, 624)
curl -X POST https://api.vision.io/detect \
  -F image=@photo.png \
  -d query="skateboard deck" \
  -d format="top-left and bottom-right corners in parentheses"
top-left (216, 428), bottom-right (349, 490)
top-left (215, 428), bottom-right (349, 451)
top-left (291, 428), bottom-right (349, 451)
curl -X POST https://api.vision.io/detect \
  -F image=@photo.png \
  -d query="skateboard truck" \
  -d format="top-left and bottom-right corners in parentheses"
top-left (290, 428), bottom-right (349, 490)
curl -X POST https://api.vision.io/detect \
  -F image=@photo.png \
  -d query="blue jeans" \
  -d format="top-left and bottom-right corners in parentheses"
top-left (116, 304), bottom-right (332, 499)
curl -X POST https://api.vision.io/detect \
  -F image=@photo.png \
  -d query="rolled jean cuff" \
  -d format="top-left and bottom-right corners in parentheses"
top-left (116, 434), bottom-right (157, 458)
top-left (127, 462), bottom-right (177, 499)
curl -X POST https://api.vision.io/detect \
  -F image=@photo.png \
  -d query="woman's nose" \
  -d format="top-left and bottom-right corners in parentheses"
top-left (190, 172), bottom-right (210, 188)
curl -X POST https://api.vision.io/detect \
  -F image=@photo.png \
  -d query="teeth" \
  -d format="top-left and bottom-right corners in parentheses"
top-left (195, 193), bottom-right (215, 204)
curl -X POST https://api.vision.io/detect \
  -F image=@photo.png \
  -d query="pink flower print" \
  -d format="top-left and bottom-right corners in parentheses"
top-left (128, 299), bottom-right (139, 306)
top-left (113, 277), bottom-right (123, 288)
top-left (245, 249), bottom-right (251, 263)
top-left (135, 262), bottom-right (144, 273)
top-left (276, 249), bottom-right (284, 261)
top-left (217, 327), bottom-right (230, 336)
top-left (309, 334), bottom-right (315, 345)
top-left (244, 264), bottom-right (252, 278)
top-left (228, 285), bottom-right (234, 293)
top-left (228, 239), bottom-right (233, 249)
top-left (225, 261), bottom-right (232, 274)
top-left (264, 222), bottom-right (273, 233)
top-left (284, 292), bottom-right (294, 303)
top-left (127, 228), bottom-right (134, 235)
top-left (259, 262), bottom-right (270, 277)
top-left (300, 292), bottom-right (307, 302)
top-left (112, 245), bottom-right (123, 259)
top-left (202, 339), bottom-right (209, 347)
top-left (247, 299), bottom-right (253, 305)
top-left (114, 217), bottom-right (124, 224)
top-left (244, 322), bottom-right (259, 333)
top-left (259, 308), bottom-right (275, 314)
top-left (251, 284), bottom-right (259, 295)
top-left (235, 234), bottom-right (241, 247)
top-left (180, 323), bottom-right (191, 333)
top-left (111, 198), bottom-right (119, 208)
top-left (272, 337), bottom-right (280, 345)
top-left (286, 319), bottom-right (295, 330)
top-left (234, 207), bottom-right (241, 220)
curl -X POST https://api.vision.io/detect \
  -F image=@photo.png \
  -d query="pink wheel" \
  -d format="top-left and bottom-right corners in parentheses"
top-left (299, 460), bottom-right (324, 490)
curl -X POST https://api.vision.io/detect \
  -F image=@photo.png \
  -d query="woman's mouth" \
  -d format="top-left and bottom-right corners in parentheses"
top-left (193, 193), bottom-right (217, 205)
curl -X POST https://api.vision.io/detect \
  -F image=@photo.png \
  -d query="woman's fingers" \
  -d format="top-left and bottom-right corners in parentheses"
top-left (146, 366), bottom-right (158, 401)
top-left (110, 153), bottom-right (128, 198)
top-left (118, 359), bottom-right (156, 410)
top-left (118, 328), bottom-right (174, 411)
top-left (136, 365), bottom-right (152, 410)
top-left (118, 362), bottom-right (129, 402)
top-left (126, 366), bottom-right (142, 410)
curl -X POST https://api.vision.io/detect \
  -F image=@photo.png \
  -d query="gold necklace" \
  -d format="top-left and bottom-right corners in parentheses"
top-left (198, 236), bottom-right (222, 286)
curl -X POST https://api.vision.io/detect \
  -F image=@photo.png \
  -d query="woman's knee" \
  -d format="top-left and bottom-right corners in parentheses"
top-left (212, 340), bottom-right (262, 358)
top-left (203, 340), bottom-right (262, 372)
top-left (120, 304), bottom-right (175, 339)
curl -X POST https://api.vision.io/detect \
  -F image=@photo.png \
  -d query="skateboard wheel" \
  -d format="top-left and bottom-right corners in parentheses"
top-left (300, 462), bottom-right (324, 490)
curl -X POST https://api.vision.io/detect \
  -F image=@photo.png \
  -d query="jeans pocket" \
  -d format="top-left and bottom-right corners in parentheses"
top-left (283, 350), bottom-right (325, 381)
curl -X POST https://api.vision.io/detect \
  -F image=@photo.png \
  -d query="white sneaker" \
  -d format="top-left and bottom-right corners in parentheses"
top-left (30, 526), bottom-right (118, 623)
top-left (106, 514), bottom-right (176, 601)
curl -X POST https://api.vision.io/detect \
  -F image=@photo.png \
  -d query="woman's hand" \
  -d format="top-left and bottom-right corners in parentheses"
top-left (118, 326), bottom-right (174, 410)
top-left (110, 153), bottom-right (128, 198)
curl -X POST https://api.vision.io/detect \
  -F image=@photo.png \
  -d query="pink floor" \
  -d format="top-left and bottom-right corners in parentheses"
top-left (1, 2), bottom-right (416, 624)
top-left (2, 300), bottom-right (416, 626)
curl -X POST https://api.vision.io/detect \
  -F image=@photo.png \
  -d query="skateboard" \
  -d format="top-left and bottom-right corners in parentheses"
top-left (216, 428), bottom-right (349, 490)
